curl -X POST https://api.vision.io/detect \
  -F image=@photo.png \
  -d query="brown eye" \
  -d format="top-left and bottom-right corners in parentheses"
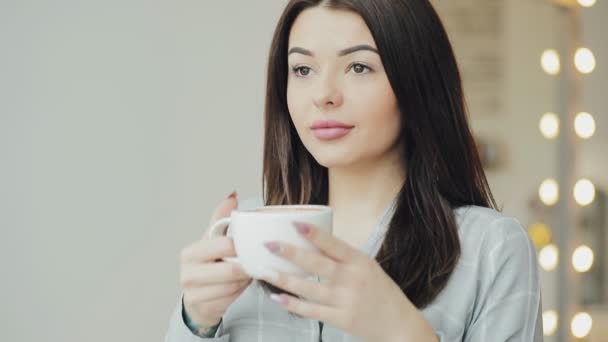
top-left (293, 66), bottom-right (311, 77)
top-left (351, 63), bottom-right (371, 74)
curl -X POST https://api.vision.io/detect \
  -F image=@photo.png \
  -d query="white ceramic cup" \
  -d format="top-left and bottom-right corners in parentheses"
top-left (207, 205), bottom-right (333, 279)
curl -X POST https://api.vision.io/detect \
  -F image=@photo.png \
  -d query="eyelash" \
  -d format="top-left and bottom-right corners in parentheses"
top-left (291, 63), bottom-right (373, 78)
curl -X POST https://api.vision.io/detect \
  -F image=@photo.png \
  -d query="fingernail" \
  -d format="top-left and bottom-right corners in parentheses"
top-left (270, 293), bottom-right (289, 306)
top-left (293, 222), bottom-right (310, 235)
top-left (264, 241), bottom-right (280, 254)
top-left (226, 191), bottom-right (237, 199)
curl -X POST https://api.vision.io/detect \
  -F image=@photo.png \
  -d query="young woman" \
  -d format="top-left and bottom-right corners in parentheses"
top-left (166, 0), bottom-right (542, 341)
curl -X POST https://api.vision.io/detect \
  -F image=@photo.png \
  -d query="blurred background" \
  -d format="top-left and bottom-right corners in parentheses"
top-left (0, 0), bottom-right (605, 341)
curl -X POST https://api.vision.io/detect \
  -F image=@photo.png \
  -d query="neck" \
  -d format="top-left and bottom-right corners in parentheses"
top-left (328, 148), bottom-right (406, 221)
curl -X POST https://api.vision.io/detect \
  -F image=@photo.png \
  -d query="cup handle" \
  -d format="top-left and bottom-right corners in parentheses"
top-left (207, 217), bottom-right (240, 265)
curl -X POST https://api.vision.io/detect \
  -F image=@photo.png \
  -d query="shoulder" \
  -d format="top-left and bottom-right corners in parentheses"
top-left (447, 207), bottom-right (542, 340)
top-left (454, 205), bottom-right (538, 283)
top-left (455, 206), bottom-right (531, 255)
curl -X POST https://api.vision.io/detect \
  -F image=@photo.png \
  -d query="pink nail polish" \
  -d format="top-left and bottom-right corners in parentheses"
top-left (270, 294), bottom-right (288, 306)
top-left (294, 222), bottom-right (310, 235)
top-left (264, 241), bottom-right (280, 253)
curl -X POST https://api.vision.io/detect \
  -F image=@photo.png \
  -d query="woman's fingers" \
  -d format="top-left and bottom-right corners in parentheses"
top-left (189, 284), bottom-right (250, 318)
top-left (293, 222), bottom-right (359, 263)
top-left (185, 279), bottom-right (252, 303)
top-left (180, 261), bottom-right (250, 288)
top-left (265, 241), bottom-right (339, 279)
top-left (209, 192), bottom-right (239, 226)
top-left (261, 270), bottom-right (334, 306)
top-left (180, 237), bottom-right (237, 263)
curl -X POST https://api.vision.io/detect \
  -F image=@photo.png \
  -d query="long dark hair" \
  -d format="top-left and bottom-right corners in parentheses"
top-left (262, 0), bottom-right (497, 308)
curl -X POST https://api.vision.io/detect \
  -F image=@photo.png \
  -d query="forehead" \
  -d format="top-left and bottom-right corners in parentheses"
top-left (288, 7), bottom-right (376, 51)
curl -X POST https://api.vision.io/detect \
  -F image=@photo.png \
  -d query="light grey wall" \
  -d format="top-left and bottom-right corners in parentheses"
top-left (0, 1), bottom-right (285, 341)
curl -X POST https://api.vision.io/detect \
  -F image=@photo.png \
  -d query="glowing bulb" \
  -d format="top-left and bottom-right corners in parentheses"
top-left (575, 48), bottom-right (596, 74)
top-left (572, 245), bottom-right (594, 272)
top-left (571, 312), bottom-right (592, 338)
top-left (574, 178), bottom-right (596, 206)
top-left (539, 179), bottom-right (559, 206)
top-left (543, 310), bottom-right (558, 336)
top-left (539, 244), bottom-right (559, 271)
top-left (539, 112), bottom-right (560, 139)
top-left (528, 223), bottom-right (552, 248)
top-left (574, 112), bottom-right (596, 139)
top-left (541, 49), bottom-right (561, 75)
top-left (578, 0), bottom-right (597, 7)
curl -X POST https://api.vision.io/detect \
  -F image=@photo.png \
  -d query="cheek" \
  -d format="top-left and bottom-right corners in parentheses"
top-left (354, 86), bottom-right (401, 143)
top-left (287, 85), bottom-right (306, 130)
top-left (361, 112), bottom-right (401, 159)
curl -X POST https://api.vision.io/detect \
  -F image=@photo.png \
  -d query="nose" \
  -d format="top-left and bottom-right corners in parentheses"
top-left (312, 74), bottom-right (344, 110)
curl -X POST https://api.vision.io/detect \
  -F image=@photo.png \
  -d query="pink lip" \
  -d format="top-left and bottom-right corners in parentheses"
top-left (311, 120), bottom-right (353, 129)
top-left (311, 120), bottom-right (354, 141)
top-left (313, 127), bottom-right (353, 140)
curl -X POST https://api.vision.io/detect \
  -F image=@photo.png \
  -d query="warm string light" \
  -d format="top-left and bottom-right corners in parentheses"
top-left (575, 47), bottom-right (596, 74)
top-left (574, 178), bottom-right (596, 206)
top-left (572, 245), bottom-right (594, 272)
top-left (539, 178), bottom-right (559, 206)
top-left (577, 0), bottom-right (597, 8)
top-left (539, 244), bottom-right (559, 271)
top-left (574, 112), bottom-right (596, 139)
top-left (567, 3), bottom-right (598, 337)
top-left (538, 5), bottom-right (598, 338)
top-left (539, 112), bottom-right (560, 139)
top-left (528, 223), bottom-right (552, 248)
top-left (541, 49), bottom-right (561, 75)
top-left (543, 310), bottom-right (558, 336)
top-left (571, 312), bottom-right (593, 338)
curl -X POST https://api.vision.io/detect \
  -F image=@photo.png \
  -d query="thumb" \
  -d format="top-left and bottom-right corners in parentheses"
top-left (209, 191), bottom-right (238, 225)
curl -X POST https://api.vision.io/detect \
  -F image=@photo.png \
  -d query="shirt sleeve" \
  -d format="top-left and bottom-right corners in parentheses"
top-left (164, 295), bottom-right (230, 342)
top-left (464, 217), bottom-right (543, 342)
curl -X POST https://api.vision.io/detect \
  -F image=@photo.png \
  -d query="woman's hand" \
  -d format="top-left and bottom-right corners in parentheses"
top-left (179, 193), bottom-right (252, 330)
top-left (260, 222), bottom-right (437, 342)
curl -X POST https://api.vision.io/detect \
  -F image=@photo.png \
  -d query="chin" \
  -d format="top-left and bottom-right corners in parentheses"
top-left (309, 150), bottom-right (356, 169)
top-left (301, 136), bottom-right (362, 168)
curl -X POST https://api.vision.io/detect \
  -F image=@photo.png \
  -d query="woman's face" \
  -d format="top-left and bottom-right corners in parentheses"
top-left (287, 7), bottom-right (402, 169)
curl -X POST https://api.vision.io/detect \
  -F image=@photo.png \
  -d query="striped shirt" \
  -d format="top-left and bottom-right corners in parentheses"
top-left (165, 197), bottom-right (543, 341)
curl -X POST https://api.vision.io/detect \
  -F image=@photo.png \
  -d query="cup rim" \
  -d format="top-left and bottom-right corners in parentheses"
top-left (235, 204), bottom-right (331, 215)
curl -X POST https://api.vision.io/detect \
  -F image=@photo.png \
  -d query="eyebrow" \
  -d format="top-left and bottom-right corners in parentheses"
top-left (288, 44), bottom-right (379, 57)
